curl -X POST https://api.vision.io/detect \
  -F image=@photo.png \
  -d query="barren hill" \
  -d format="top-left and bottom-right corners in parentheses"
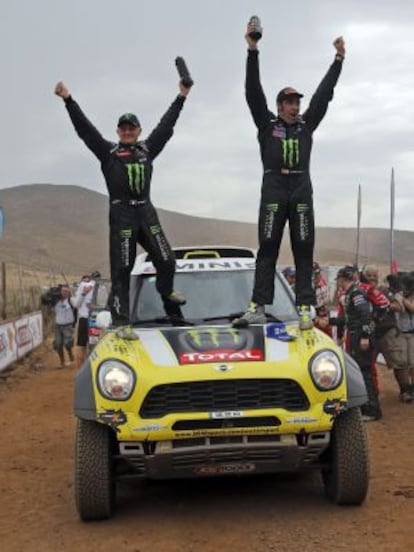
top-left (0, 184), bottom-right (412, 275)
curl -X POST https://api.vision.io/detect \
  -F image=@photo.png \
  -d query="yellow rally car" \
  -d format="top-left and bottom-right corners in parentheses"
top-left (74, 247), bottom-right (369, 521)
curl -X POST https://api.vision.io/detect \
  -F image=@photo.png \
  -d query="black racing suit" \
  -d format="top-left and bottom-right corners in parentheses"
top-left (343, 284), bottom-right (382, 419)
top-left (245, 49), bottom-right (343, 306)
top-left (64, 95), bottom-right (186, 321)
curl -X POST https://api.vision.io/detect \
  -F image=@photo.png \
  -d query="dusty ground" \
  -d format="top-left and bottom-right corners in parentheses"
top-left (0, 349), bottom-right (413, 552)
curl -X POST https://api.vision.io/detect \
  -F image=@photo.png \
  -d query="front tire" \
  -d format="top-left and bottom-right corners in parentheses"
top-left (75, 419), bottom-right (116, 521)
top-left (321, 408), bottom-right (369, 505)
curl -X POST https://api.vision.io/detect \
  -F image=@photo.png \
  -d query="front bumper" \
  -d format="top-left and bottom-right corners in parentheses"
top-left (116, 431), bottom-right (330, 479)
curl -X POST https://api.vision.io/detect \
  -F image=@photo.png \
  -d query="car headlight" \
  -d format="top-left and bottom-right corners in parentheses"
top-left (97, 359), bottom-right (135, 400)
top-left (309, 350), bottom-right (342, 391)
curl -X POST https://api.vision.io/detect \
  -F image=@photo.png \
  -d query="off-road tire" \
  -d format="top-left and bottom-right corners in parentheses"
top-left (75, 419), bottom-right (116, 521)
top-left (322, 407), bottom-right (369, 505)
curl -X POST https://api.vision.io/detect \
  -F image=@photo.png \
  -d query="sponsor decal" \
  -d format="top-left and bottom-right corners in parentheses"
top-left (132, 424), bottom-right (168, 432)
top-left (116, 149), bottom-right (133, 158)
top-left (163, 326), bottom-right (265, 366)
top-left (125, 162), bottom-right (146, 194)
top-left (185, 328), bottom-right (245, 351)
top-left (97, 408), bottom-right (127, 432)
top-left (281, 138), bottom-right (299, 167)
top-left (323, 398), bottom-right (348, 420)
top-left (195, 463), bottom-right (256, 476)
top-left (209, 411), bottom-right (244, 419)
top-left (266, 322), bottom-right (296, 342)
top-left (180, 348), bottom-right (263, 364)
top-left (16, 324), bottom-right (31, 348)
top-left (286, 416), bottom-right (318, 424)
top-left (272, 125), bottom-right (286, 139)
top-left (263, 203), bottom-right (279, 239)
top-left (174, 427), bottom-right (280, 438)
top-left (296, 203), bottom-right (310, 241)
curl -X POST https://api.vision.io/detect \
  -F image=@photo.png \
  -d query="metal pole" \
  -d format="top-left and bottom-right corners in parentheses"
top-left (356, 184), bottom-right (361, 267)
top-left (390, 168), bottom-right (395, 274)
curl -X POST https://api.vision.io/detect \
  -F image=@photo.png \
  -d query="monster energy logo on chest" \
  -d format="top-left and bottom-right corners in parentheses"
top-left (281, 138), bottom-right (299, 168)
top-left (125, 163), bottom-right (145, 194)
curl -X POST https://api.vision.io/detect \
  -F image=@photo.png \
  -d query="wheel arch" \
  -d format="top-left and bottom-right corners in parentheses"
top-left (344, 351), bottom-right (368, 408)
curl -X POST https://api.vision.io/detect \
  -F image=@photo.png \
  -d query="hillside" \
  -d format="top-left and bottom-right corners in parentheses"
top-left (0, 184), bottom-right (412, 275)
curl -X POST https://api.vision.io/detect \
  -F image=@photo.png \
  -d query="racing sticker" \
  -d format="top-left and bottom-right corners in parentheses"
top-left (323, 398), bottom-right (348, 420)
top-left (161, 326), bottom-right (265, 365)
top-left (195, 463), bottom-right (256, 476)
top-left (97, 409), bottom-right (127, 432)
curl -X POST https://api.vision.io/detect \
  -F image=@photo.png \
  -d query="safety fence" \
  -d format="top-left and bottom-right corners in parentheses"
top-left (0, 311), bottom-right (43, 372)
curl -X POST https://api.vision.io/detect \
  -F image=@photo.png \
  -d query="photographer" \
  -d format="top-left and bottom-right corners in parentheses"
top-left (53, 285), bottom-right (75, 368)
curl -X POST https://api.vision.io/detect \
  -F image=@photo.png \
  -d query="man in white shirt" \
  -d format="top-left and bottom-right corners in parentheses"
top-left (54, 285), bottom-right (75, 368)
top-left (71, 274), bottom-right (94, 368)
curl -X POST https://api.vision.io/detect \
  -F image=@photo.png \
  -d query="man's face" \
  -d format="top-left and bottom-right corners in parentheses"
top-left (277, 96), bottom-right (300, 123)
top-left (337, 277), bottom-right (352, 292)
top-left (117, 123), bottom-right (141, 144)
top-left (60, 286), bottom-right (70, 299)
top-left (364, 270), bottom-right (379, 287)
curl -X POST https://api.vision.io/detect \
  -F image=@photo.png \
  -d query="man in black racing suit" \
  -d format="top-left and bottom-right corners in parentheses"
top-left (234, 20), bottom-right (345, 329)
top-left (333, 266), bottom-right (382, 421)
top-left (55, 78), bottom-right (192, 324)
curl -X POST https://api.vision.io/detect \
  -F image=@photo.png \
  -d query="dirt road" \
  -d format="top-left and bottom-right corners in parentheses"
top-left (0, 351), bottom-right (413, 552)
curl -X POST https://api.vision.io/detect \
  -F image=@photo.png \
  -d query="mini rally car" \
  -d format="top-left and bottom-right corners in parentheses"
top-left (74, 247), bottom-right (369, 521)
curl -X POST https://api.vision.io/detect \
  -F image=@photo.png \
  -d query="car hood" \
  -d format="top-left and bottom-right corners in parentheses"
top-left (96, 323), bottom-right (338, 368)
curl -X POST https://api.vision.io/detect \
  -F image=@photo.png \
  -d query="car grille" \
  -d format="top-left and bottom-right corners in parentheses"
top-left (140, 379), bottom-right (309, 418)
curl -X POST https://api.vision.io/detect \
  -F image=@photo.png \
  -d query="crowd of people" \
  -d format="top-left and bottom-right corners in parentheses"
top-left (283, 263), bottom-right (414, 419)
top-left (46, 271), bottom-right (100, 369)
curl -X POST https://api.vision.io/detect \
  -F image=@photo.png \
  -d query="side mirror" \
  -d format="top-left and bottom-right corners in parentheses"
top-left (95, 310), bottom-right (112, 329)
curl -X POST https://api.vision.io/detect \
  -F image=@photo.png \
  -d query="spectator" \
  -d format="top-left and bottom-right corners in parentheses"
top-left (53, 285), bottom-right (75, 368)
top-left (71, 274), bottom-right (94, 368)
top-left (282, 267), bottom-right (296, 291)
top-left (334, 266), bottom-right (382, 420)
top-left (396, 274), bottom-right (414, 402)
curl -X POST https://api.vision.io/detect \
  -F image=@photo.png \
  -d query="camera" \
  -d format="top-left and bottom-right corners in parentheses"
top-left (41, 285), bottom-right (64, 307)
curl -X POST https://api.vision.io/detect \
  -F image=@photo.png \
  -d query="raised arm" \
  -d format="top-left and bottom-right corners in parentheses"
top-left (302, 37), bottom-right (345, 133)
top-left (245, 22), bottom-right (269, 132)
top-left (54, 81), bottom-right (112, 162)
top-left (146, 80), bottom-right (192, 160)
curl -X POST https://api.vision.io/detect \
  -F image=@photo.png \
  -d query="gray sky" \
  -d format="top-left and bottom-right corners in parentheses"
top-left (1, 0), bottom-right (414, 229)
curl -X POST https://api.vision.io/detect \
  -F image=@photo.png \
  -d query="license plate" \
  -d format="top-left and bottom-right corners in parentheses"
top-left (195, 463), bottom-right (256, 476)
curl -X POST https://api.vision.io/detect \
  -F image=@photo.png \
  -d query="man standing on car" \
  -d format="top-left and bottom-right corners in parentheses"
top-left (55, 75), bottom-right (193, 325)
top-left (234, 19), bottom-right (345, 330)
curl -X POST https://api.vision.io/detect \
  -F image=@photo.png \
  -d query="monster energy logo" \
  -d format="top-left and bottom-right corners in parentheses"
top-left (281, 138), bottom-right (299, 168)
top-left (120, 228), bottom-right (132, 238)
top-left (126, 163), bottom-right (145, 194)
top-left (296, 203), bottom-right (310, 241)
top-left (150, 224), bottom-right (161, 236)
top-left (296, 203), bottom-right (309, 213)
top-left (186, 329), bottom-right (242, 350)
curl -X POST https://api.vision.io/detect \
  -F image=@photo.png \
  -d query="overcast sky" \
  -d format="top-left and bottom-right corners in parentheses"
top-left (1, 0), bottom-right (414, 229)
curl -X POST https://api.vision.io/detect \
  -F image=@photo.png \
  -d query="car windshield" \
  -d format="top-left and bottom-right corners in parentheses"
top-left (132, 270), bottom-right (297, 323)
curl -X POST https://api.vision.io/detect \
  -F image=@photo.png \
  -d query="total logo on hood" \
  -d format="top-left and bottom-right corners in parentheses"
top-left (162, 327), bottom-right (265, 365)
